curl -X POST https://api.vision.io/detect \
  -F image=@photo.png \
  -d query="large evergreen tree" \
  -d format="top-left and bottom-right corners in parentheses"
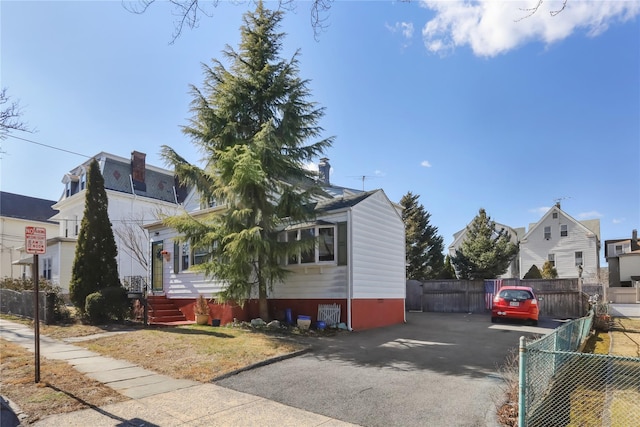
top-left (400, 192), bottom-right (444, 280)
top-left (161, 2), bottom-right (332, 320)
top-left (69, 159), bottom-right (121, 314)
top-left (451, 208), bottom-right (518, 280)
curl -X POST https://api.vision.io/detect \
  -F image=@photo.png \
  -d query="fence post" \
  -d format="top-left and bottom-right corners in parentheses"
top-left (519, 336), bottom-right (526, 427)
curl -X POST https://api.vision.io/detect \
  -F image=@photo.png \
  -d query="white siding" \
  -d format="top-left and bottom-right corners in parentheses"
top-left (620, 255), bottom-right (640, 282)
top-left (520, 211), bottom-right (599, 280)
top-left (351, 191), bottom-right (405, 299)
top-left (271, 265), bottom-right (348, 299)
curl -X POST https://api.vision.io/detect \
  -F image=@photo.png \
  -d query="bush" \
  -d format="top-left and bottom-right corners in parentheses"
top-left (84, 286), bottom-right (129, 325)
top-left (85, 292), bottom-right (108, 324)
top-left (101, 286), bottom-right (129, 321)
top-left (523, 265), bottom-right (542, 279)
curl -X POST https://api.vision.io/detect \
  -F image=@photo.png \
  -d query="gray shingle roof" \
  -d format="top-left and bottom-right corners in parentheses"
top-left (0, 192), bottom-right (57, 223)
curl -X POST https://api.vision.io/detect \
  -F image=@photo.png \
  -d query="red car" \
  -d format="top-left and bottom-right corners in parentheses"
top-left (491, 286), bottom-right (539, 326)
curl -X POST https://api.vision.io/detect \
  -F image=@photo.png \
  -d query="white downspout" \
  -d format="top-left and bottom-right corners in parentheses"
top-left (347, 208), bottom-right (353, 331)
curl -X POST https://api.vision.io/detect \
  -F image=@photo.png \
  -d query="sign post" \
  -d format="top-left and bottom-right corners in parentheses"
top-left (25, 226), bottom-right (46, 383)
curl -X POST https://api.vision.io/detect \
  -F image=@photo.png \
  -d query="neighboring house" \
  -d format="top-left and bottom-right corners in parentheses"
top-left (519, 203), bottom-right (600, 281)
top-left (1, 192), bottom-right (58, 280)
top-left (448, 221), bottom-right (524, 279)
top-left (605, 229), bottom-right (640, 287)
top-left (144, 160), bottom-right (406, 331)
top-left (46, 151), bottom-right (188, 293)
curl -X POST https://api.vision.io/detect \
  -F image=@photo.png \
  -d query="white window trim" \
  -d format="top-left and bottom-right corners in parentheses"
top-left (283, 225), bottom-right (337, 266)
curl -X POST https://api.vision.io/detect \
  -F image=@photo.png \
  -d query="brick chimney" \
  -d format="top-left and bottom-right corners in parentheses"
top-left (318, 157), bottom-right (330, 185)
top-left (131, 151), bottom-right (147, 192)
top-left (632, 229), bottom-right (639, 251)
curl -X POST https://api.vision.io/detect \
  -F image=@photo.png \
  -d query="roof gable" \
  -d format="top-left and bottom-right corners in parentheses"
top-left (522, 205), bottom-right (598, 241)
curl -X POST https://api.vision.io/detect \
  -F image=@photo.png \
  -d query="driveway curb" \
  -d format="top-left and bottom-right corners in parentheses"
top-left (211, 347), bottom-right (312, 382)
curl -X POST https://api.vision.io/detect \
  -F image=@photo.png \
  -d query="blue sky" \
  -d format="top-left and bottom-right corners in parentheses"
top-left (1, 1), bottom-right (639, 261)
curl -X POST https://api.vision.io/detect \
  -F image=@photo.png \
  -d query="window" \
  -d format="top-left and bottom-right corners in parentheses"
top-left (575, 251), bottom-right (583, 266)
top-left (42, 258), bottom-right (52, 280)
top-left (173, 242), bottom-right (180, 273)
top-left (560, 225), bottom-right (568, 237)
top-left (615, 245), bottom-right (623, 255)
top-left (544, 226), bottom-right (551, 240)
top-left (192, 246), bottom-right (210, 265)
top-left (200, 196), bottom-right (218, 210)
top-left (182, 242), bottom-right (190, 270)
top-left (548, 253), bottom-right (555, 267)
top-left (80, 173), bottom-right (86, 190)
top-left (283, 225), bottom-right (336, 265)
top-left (318, 227), bottom-right (335, 261)
top-left (552, 212), bottom-right (558, 219)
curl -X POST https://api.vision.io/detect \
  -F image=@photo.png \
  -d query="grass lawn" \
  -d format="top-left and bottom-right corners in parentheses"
top-left (0, 314), bottom-right (309, 423)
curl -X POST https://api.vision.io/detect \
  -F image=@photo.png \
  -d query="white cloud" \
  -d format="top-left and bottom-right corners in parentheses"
top-left (613, 218), bottom-right (625, 224)
top-left (303, 161), bottom-right (318, 172)
top-left (387, 21), bottom-right (415, 39)
top-left (419, 0), bottom-right (640, 57)
top-left (374, 169), bottom-right (386, 176)
top-left (577, 211), bottom-right (603, 219)
top-left (421, 160), bottom-right (432, 167)
top-left (531, 206), bottom-right (551, 216)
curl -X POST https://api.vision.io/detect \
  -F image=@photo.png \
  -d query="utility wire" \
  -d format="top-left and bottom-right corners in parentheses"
top-left (5, 134), bottom-right (91, 158)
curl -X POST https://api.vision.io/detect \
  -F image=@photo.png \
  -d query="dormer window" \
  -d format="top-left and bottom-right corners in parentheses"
top-left (80, 172), bottom-right (86, 190)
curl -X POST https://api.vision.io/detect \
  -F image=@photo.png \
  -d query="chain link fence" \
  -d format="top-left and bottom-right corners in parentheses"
top-left (519, 310), bottom-right (640, 426)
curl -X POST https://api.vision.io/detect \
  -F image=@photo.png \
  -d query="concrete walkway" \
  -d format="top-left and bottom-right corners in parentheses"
top-left (0, 319), bottom-right (356, 426)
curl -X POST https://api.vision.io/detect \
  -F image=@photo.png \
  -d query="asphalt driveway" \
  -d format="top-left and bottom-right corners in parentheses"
top-left (215, 312), bottom-right (561, 427)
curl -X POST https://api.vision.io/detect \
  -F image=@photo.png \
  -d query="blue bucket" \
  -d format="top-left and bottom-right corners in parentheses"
top-left (316, 320), bottom-right (326, 330)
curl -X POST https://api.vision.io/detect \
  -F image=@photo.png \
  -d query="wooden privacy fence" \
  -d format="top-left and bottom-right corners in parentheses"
top-left (406, 279), bottom-right (600, 319)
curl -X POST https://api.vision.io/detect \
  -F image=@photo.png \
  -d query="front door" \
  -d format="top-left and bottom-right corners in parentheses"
top-left (151, 241), bottom-right (163, 292)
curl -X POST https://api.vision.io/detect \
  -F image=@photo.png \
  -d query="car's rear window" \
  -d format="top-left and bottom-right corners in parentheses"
top-left (499, 289), bottom-right (533, 301)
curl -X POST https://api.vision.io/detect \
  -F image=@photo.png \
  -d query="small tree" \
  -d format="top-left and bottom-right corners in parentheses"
top-left (541, 261), bottom-right (558, 279)
top-left (400, 191), bottom-right (444, 280)
top-left (451, 208), bottom-right (518, 280)
top-left (523, 264), bottom-right (542, 279)
top-left (437, 255), bottom-right (457, 279)
top-left (69, 159), bottom-right (124, 320)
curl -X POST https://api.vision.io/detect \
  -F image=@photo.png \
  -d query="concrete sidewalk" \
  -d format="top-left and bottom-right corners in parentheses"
top-left (0, 319), bottom-right (356, 426)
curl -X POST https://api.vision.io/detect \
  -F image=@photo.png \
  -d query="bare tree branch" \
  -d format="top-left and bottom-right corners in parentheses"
top-left (0, 88), bottom-right (35, 140)
top-left (123, 0), bottom-right (332, 43)
top-left (515, 0), bottom-right (569, 22)
top-left (114, 213), bottom-right (150, 270)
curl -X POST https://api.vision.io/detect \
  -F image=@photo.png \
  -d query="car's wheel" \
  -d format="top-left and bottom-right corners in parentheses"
top-left (491, 317), bottom-right (498, 323)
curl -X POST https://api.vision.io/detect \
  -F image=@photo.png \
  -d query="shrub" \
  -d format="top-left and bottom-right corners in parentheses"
top-left (100, 286), bottom-right (129, 321)
top-left (523, 265), bottom-right (542, 279)
top-left (85, 292), bottom-right (108, 324)
top-left (84, 286), bottom-right (129, 325)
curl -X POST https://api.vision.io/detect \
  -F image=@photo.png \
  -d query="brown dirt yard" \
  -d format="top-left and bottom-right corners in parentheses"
top-left (0, 315), bottom-right (310, 424)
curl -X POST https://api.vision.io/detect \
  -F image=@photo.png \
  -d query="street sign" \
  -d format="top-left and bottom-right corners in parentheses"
top-left (25, 226), bottom-right (46, 254)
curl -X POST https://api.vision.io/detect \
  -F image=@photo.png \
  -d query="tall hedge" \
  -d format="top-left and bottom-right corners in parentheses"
top-left (69, 158), bottom-right (122, 316)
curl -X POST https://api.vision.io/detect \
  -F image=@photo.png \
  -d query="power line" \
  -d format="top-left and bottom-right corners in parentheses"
top-left (5, 134), bottom-right (91, 158)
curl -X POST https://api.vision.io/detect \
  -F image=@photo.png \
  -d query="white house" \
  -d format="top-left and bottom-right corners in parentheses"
top-left (144, 165), bottom-right (406, 331)
top-left (1, 192), bottom-right (58, 280)
top-left (519, 203), bottom-right (600, 281)
top-left (47, 151), bottom-right (187, 293)
top-left (604, 230), bottom-right (640, 303)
